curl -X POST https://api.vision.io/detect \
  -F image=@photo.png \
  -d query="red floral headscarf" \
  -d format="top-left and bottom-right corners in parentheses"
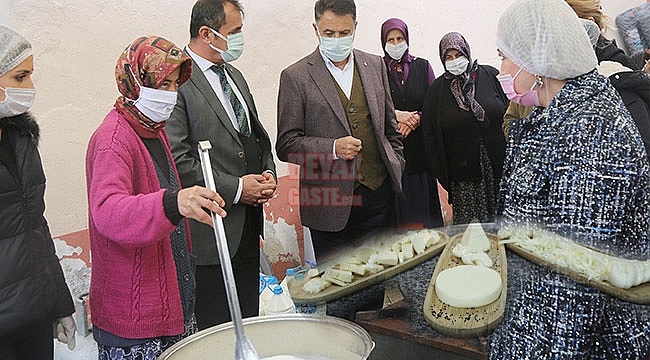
top-left (114, 36), bottom-right (192, 138)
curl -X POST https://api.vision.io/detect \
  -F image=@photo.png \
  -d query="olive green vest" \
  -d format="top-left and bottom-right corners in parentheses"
top-left (332, 65), bottom-right (387, 190)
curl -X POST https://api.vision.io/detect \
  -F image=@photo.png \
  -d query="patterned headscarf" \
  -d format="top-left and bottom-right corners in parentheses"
top-left (381, 18), bottom-right (415, 89)
top-left (114, 36), bottom-right (192, 138)
top-left (439, 32), bottom-right (485, 122)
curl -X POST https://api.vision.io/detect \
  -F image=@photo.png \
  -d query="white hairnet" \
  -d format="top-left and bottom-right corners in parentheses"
top-left (496, 0), bottom-right (597, 80)
top-left (580, 18), bottom-right (600, 48)
top-left (0, 25), bottom-right (32, 77)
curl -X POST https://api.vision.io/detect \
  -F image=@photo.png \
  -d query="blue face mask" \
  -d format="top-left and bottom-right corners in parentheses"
top-left (319, 34), bottom-right (354, 62)
top-left (209, 28), bottom-right (245, 63)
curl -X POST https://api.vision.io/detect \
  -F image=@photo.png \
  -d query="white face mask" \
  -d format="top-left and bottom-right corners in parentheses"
top-left (133, 86), bottom-right (178, 123)
top-left (319, 34), bottom-right (354, 62)
top-left (126, 65), bottom-right (178, 123)
top-left (385, 42), bottom-right (408, 61)
top-left (445, 56), bottom-right (470, 76)
top-left (209, 28), bottom-right (245, 63)
top-left (0, 86), bottom-right (36, 118)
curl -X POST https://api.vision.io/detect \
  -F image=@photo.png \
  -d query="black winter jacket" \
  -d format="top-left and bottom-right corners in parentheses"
top-left (609, 70), bottom-right (650, 158)
top-left (596, 37), bottom-right (641, 71)
top-left (387, 57), bottom-right (432, 174)
top-left (0, 113), bottom-right (74, 337)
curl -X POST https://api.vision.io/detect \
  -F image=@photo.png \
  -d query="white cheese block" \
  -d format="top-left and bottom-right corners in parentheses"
top-left (422, 230), bottom-right (441, 247)
top-left (461, 251), bottom-right (493, 267)
top-left (348, 263), bottom-right (367, 276)
top-left (338, 263), bottom-right (351, 271)
top-left (306, 268), bottom-right (320, 278)
top-left (391, 241), bottom-right (402, 253)
top-left (365, 263), bottom-right (384, 274)
top-left (302, 277), bottom-right (332, 294)
top-left (411, 234), bottom-right (426, 255)
top-left (435, 265), bottom-right (502, 308)
top-left (320, 273), bottom-right (348, 287)
top-left (324, 268), bottom-right (353, 283)
top-left (461, 223), bottom-right (491, 252)
top-left (378, 250), bottom-right (398, 266)
top-left (402, 242), bottom-right (414, 260)
top-left (452, 243), bottom-right (469, 258)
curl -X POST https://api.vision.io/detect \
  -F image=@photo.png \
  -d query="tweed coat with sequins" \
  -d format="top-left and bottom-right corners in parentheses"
top-left (491, 70), bottom-right (650, 360)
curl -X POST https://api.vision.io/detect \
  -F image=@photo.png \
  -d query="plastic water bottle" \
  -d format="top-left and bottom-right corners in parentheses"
top-left (284, 265), bottom-right (304, 289)
top-left (259, 275), bottom-right (279, 315)
top-left (265, 285), bottom-right (295, 315)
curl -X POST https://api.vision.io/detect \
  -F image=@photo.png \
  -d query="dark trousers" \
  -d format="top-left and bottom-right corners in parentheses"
top-left (194, 206), bottom-right (260, 330)
top-left (311, 180), bottom-right (393, 261)
top-left (0, 319), bottom-right (53, 360)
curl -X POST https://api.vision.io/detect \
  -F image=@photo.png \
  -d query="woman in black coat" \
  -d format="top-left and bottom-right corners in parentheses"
top-left (421, 32), bottom-right (508, 224)
top-left (0, 25), bottom-right (76, 359)
top-left (381, 18), bottom-right (443, 228)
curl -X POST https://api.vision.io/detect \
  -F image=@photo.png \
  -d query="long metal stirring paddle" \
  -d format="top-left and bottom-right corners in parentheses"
top-left (198, 140), bottom-right (259, 360)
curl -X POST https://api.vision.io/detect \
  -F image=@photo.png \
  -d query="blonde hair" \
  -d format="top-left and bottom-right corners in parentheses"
top-left (564, 0), bottom-right (611, 32)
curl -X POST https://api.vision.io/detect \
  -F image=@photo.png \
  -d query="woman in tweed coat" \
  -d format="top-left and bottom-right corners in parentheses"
top-left (490, 0), bottom-right (650, 359)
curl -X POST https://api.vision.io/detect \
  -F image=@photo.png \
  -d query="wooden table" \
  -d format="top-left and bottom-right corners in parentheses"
top-left (355, 304), bottom-right (488, 360)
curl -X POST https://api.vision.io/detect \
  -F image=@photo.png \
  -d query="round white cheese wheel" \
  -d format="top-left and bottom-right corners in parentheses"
top-left (435, 265), bottom-right (502, 308)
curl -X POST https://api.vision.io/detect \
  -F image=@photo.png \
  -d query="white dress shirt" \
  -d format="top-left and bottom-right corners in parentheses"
top-left (185, 46), bottom-right (251, 135)
top-left (320, 50), bottom-right (355, 158)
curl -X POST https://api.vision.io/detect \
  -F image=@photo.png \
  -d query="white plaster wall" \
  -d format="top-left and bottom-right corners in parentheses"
top-left (2, 0), bottom-right (642, 236)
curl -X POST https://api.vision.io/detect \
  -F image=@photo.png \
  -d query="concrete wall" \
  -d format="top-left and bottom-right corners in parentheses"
top-left (2, 0), bottom-right (642, 236)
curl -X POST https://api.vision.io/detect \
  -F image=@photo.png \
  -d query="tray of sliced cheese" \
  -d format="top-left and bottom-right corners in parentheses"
top-left (288, 228), bottom-right (449, 304)
top-left (423, 224), bottom-right (507, 338)
top-left (498, 226), bottom-right (650, 304)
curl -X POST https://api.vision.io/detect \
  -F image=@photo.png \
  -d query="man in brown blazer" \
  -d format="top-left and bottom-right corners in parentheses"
top-left (276, 0), bottom-right (404, 261)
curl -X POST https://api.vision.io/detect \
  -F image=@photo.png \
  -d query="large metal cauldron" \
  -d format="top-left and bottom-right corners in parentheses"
top-left (159, 314), bottom-right (375, 360)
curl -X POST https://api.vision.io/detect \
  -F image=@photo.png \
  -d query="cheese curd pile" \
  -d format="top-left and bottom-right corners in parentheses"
top-left (497, 226), bottom-right (650, 289)
top-left (302, 229), bottom-right (442, 294)
top-left (451, 223), bottom-right (494, 267)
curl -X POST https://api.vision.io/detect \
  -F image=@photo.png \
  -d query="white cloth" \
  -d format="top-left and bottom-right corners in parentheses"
top-left (597, 60), bottom-right (633, 78)
top-left (496, 0), bottom-right (597, 80)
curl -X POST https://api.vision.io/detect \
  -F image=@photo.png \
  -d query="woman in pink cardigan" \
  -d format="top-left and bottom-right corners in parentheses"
top-left (85, 35), bottom-right (227, 359)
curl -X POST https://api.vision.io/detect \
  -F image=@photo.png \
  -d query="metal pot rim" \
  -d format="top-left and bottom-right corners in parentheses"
top-left (160, 314), bottom-right (375, 359)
